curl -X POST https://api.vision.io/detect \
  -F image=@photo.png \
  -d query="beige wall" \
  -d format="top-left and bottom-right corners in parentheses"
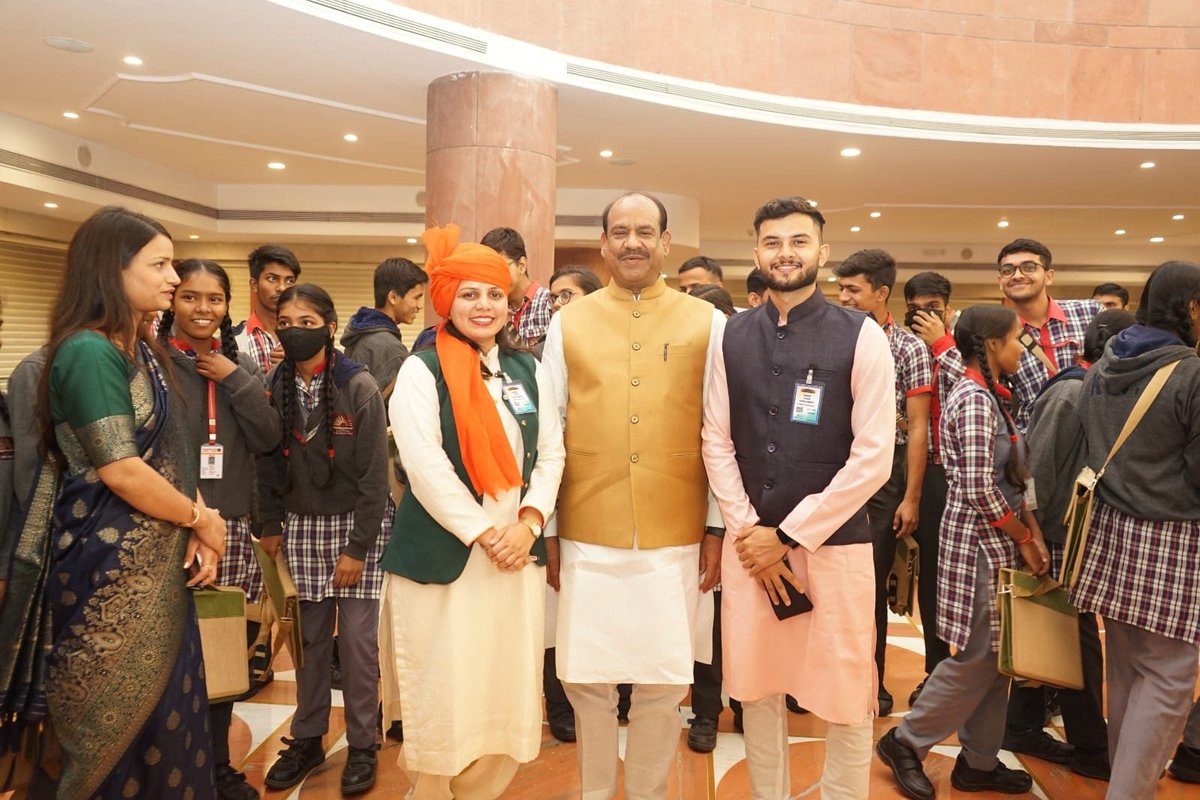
top-left (390, 0), bottom-right (1200, 123)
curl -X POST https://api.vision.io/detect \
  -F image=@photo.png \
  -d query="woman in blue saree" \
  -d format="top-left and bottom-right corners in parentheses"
top-left (0, 206), bottom-right (228, 798)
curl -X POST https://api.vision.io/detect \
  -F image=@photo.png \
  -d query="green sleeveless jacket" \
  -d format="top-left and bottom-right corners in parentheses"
top-left (378, 347), bottom-right (546, 584)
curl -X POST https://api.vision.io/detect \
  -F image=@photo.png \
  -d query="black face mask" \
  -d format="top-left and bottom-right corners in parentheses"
top-left (278, 326), bottom-right (330, 361)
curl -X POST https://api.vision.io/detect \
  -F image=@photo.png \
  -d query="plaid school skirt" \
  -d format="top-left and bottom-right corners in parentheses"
top-left (283, 500), bottom-right (394, 603)
top-left (216, 514), bottom-right (264, 604)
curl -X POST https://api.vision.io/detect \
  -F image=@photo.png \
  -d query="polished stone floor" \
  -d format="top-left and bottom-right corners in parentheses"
top-left (218, 611), bottom-right (1200, 798)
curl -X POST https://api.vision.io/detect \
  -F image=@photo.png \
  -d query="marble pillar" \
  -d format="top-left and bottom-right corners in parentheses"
top-left (425, 71), bottom-right (557, 290)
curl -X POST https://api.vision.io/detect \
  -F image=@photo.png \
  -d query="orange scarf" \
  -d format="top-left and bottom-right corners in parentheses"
top-left (421, 224), bottom-right (522, 499)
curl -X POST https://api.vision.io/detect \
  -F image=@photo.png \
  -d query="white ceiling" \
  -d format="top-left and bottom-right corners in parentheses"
top-left (1, 0), bottom-right (1198, 268)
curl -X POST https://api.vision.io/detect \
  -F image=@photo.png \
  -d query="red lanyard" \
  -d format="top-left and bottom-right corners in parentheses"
top-left (206, 379), bottom-right (218, 444)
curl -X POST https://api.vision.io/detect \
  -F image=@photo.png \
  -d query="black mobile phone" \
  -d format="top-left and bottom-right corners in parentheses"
top-left (769, 581), bottom-right (814, 621)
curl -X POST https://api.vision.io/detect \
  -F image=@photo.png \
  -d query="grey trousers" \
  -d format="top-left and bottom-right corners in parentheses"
top-left (1183, 697), bottom-right (1200, 749)
top-left (896, 548), bottom-right (1010, 771)
top-left (1104, 617), bottom-right (1199, 800)
top-left (293, 597), bottom-right (380, 750)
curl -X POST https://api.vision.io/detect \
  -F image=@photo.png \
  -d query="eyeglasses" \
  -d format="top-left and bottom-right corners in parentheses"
top-left (998, 260), bottom-right (1044, 278)
top-left (551, 289), bottom-right (579, 306)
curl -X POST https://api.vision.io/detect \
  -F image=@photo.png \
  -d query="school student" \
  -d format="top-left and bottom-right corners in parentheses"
top-left (158, 259), bottom-right (280, 799)
top-left (257, 284), bottom-right (390, 796)
top-left (877, 305), bottom-right (1049, 800)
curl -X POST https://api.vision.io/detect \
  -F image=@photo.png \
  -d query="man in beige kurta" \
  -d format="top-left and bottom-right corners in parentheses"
top-left (542, 192), bottom-right (724, 800)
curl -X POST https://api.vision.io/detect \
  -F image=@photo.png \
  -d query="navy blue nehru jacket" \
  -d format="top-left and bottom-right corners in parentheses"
top-left (721, 290), bottom-right (873, 546)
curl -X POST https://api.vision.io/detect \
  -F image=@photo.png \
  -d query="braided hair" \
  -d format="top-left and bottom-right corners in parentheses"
top-left (957, 305), bottom-right (1028, 493)
top-left (276, 283), bottom-right (338, 491)
top-left (158, 259), bottom-right (240, 359)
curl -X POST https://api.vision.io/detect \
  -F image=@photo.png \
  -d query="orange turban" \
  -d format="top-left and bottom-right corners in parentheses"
top-left (420, 224), bottom-right (521, 500)
top-left (422, 223), bottom-right (511, 317)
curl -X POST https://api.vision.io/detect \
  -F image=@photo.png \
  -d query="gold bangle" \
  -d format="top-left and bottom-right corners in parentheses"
top-left (184, 501), bottom-right (201, 528)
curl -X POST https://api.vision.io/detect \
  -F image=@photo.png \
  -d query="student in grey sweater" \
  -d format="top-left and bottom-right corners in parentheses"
top-left (1071, 261), bottom-right (1200, 799)
top-left (1025, 308), bottom-right (1135, 781)
top-left (340, 257), bottom-right (427, 398)
top-left (159, 260), bottom-right (280, 800)
top-left (257, 284), bottom-right (389, 796)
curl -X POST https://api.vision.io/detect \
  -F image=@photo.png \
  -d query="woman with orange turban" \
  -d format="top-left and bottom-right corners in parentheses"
top-left (378, 225), bottom-right (565, 799)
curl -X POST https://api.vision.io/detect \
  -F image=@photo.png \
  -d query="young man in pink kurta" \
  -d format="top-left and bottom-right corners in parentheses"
top-left (701, 196), bottom-right (895, 799)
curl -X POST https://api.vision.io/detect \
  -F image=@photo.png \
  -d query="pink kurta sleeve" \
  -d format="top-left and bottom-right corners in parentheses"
top-left (701, 325), bottom-right (759, 536)
top-left (780, 321), bottom-right (897, 552)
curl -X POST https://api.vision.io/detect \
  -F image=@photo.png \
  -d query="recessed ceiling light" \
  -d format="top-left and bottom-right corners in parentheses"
top-left (599, 149), bottom-right (613, 158)
top-left (1172, 213), bottom-right (1185, 220)
top-left (43, 202), bottom-right (58, 209)
top-left (267, 161), bottom-right (286, 170)
top-left (406, 237), bottom-right (418, 244)
top-left (188, 234), bottom-right (200, 240)
top-left (343, 133), bottom-right (358, 142)
top-left (869, 211), bottom-right (881, 218)
top-left (825, 276), bottom-right (837, 283)
top-left (62, 111), bottom-right (79, 120)
top-left (1140, 161), bottom-right (1156, 169)
top-left (850, 226), bottom-right (861, 232)
top-left (997, 219), bottom-right (1010, 228)
top-left (122, 55), bottom-right (143, 66)
top-left (1150, 236), bottom-right (1165, 243)
top-left (1114, 229), bottom-right (1126, 235)
top-left (43, 36), bottom-right (93, 53)
top-left (840, 147), bottom-right (862, 158)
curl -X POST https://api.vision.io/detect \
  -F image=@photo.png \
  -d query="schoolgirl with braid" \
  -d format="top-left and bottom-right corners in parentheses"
top-left (256, 283), bottom-right (390, 795)
top-left (159, 259), bottom-right (280, 800)
top-left (878, 304), bottom-right (1051, 799)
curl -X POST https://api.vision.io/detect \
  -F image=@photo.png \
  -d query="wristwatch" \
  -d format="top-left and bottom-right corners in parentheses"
top-left (525, 521), bottom-right (543, 539)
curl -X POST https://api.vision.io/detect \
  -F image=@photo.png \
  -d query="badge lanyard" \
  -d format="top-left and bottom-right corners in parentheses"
top-left (791, 368), bottom-right (825, 426)
top-left (199, 347), bottom-right (224, 479)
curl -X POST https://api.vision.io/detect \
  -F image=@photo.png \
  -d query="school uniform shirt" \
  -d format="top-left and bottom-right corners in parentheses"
top-left (882, 313), bottom-right (933, 446)
top-left (931, 297), bottom-right (1100, 434)
top-left (936, 373), bottom-right (1026, 652)
top-left (1071, 325), bottom-right (1200, 645)
top-left (258, 352), bottom-right (390, 602)
top-left (234, 311), bottom-right (277, 376)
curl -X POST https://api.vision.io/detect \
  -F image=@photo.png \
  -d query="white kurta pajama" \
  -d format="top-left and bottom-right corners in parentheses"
top-left (383, 347), bottom-right (565, 779)
top-left (541, 312), bottom-right (725, 685)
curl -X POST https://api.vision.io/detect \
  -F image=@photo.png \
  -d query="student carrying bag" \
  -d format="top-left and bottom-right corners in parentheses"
top-left (1059, 361), bottom-right (1180, 588)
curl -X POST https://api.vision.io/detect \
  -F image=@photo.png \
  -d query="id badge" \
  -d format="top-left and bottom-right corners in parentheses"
top-left (791, 381), bottom-right (824, 425)
top-left (501, 379), bottom-right (536, 416)
top-left (200, 443), bottom-right (224, 479)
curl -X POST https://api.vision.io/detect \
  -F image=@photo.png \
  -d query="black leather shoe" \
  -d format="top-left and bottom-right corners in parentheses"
top-left (687, 716), bottom-right (718, 753)
top-left (785, 695), bottom-right (809, 714)
top-left (878, 687), bottom-right (895, 717)
top-left (215, 763), bottom-right (260, 800)
top-left (950, 752), bottom-right (1032, 793)
top-left (1002, 728), bottom-right (1074, 764)
top-left (1069, 747), bottom-right (1110, 781)
top-left (876, 728), bottom-right (934, 800)
top-left (385, 720), bottom-right (404, 742)
top-left (548, 708), bottom-right (576, 743)
top-left (264, 736), bottom-right (325, 790)
top-left (1170, 744), bottom-right (1200, 783)
top-left (908, 678), bottom-right (927, 707)
top-left (341, 747), bottom-right (377, 795)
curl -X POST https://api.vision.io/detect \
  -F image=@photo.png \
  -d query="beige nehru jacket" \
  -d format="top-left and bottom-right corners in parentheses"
top-left (557, 278), bottom-right (713, 549)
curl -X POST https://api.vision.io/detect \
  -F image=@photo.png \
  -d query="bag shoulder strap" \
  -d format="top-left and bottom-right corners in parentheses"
top-left (1018, 330), bottom-right (1058, 377)
top-left (1096, 359), bottom-right (1181, 478)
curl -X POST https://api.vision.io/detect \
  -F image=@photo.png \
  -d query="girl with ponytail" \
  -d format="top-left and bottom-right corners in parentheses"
top-left (160, 259), bottom-right (280, 799)
top-left (879, 304), bottom-right (1049, 798)
top-left (256, 283), bottom-right (390, 795)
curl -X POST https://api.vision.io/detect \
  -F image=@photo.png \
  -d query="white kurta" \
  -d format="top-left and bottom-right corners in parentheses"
top-left (383, 347), bottom-right (564, 776)
top-left (541, 312), bottom-right (723, 685)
